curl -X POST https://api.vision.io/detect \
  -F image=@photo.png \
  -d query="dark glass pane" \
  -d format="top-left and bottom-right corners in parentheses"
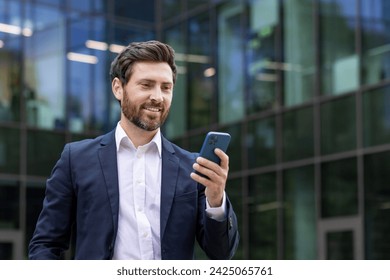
top-left (114, 0), bottom-right (155, 23)
top-left (227, 178), bottom-right (243, 260)
top-left (361, 0), bottom-right (390, 85)
top-left (321, 96), bottom-right (356, 155)
top-left (363, 86), bottom-right (390, 147)
top-left (0, 180), bottom-right (19, 229)
top-left (284, 165), bottom-right (316, 259)
top-left (364, 151), bottom-right (390, 259)
top-left (218, 2), bottom-right (245, 123)
top-left (326, 230), bottom-right (354, 259)
top-left (319, 0), bottom-right (358, 95)
top-left (187, 14), bottom-right (213, 129)
top-left (224, 124), bottom-right (242, 173)
top-left (282, 107), bottom-right (314, 161)
top-left (0, 127), bottom-right (19, 174)
top-left (161, 0), bottom-right (185, 21)
top-left (247, 117), bottom-right (276, 168)
top-left (246, 0), bottom-right (279, 113)
top-left (27, 130), bottom-right (65, 176)
top-left (0, 243), bottom-right (13, 259)
top-left (321, 158), bottom-right (358, 218)
top-left (283, 0), bottom-right (315, 106)
top-left (249, 173), bottom-right (277, 259)
top-left (25, 183), bottom-right (46, 256)
top-left (164, 24), bottom-right (187, 138)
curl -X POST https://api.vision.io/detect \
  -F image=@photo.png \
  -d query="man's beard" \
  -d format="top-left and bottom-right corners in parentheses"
top-left (121, 90), bottom-right (170, 131)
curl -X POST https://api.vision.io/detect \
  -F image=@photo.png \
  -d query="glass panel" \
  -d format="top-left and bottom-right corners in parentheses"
top-left (283, 0), bottom-right (315, 106)
top-left (218, 2), bottom-right (245, 123)
top-left (246, 0), bottom-right (279, 114)
top-left (363, 86), bottom-right (390, 147)
top-left (224, 124), bottom-right (242, 173)
top-left (364, 151), bottom-right (390, 259)
top-left (361, 0), bottom-right (390, 85)
top-left (321, 96), bottom-right (356, 155)
top-left (249, 173), bottom-right (277, 259)
top-left (27, 130), bottom-right (65, 176)
top-left (24, 7), bottom-right (66, 130)
top-left (0, 180), bottom-right (19, 229)
top-left (227, 178), bottom-right (243, 260)
top-left (161, 0), bottom-right (184, 21)
top-left (25, 183), bottom-right (46, 255)
top-left (187, 14), bottom-right (213, 129)
top-left (282, 107), bottom-right (314, 161)
top-left (0, 127), bottom-right (19, 174)
top-left (284, 165), bottom-right (316, 259)
top-left (326, 230), bottom-right (354, 259)
top-left (321, 158), bottom-right (358, 218)
top-left (114, 0), bottom-right (155, 23)
top-left (164, 24), bottom-right (187, 138)
top-left (0, 0), bottom-right (22, 123)
top-left (0, 243), bottom-right (13, 259)
top-left (319, 0), bottom-right (358, 96)
top-left (247, 116), bottom-right (276, 168)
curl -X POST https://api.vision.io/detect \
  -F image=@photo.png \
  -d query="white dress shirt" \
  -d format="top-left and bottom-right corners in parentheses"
top-left (112, 122), bottom-right (226, 260)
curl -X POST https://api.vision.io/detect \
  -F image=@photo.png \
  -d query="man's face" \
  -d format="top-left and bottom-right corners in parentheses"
top-left (120, 62), bottom-right (174, 131)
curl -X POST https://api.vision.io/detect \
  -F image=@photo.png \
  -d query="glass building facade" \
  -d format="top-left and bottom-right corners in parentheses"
top-left (0, 0), bottom-right (390, 260)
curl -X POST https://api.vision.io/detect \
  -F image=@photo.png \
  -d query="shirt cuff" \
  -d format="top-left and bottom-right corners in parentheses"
top-left (205, 192), bottom-right (227, 222)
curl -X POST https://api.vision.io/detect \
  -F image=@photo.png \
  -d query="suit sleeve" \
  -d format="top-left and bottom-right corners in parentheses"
top-left (28, 144), bottom-right (76, 259)
top-left (197, 187), bottom-right (240, 260)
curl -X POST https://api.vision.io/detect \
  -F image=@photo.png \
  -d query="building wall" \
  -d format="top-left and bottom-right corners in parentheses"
top-left (0, 0), bottom-right (390, 260)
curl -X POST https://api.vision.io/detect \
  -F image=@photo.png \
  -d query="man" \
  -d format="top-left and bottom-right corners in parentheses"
top-left (28, 40), bottom-right (239, 260)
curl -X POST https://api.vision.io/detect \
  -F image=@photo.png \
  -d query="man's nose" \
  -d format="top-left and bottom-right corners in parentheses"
top-left (150, 87), bottom-right (163, 102)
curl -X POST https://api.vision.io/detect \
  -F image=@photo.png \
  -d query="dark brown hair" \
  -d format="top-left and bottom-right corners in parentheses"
top-left (109, 40), bottom-right (177, 85)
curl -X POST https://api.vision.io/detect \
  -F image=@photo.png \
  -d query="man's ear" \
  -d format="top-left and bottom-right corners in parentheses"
top-left (112, 77), bottom-right (123, 101)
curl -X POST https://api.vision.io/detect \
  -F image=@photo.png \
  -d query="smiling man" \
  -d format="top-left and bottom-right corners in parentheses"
top-left (28, 40), bottom-right (239, 260)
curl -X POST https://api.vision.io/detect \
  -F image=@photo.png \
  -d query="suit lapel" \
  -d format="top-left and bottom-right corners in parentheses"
top-left (160, 136), bottom-right (179, 240)
top-left (98, 131), bottom-right (120, 233)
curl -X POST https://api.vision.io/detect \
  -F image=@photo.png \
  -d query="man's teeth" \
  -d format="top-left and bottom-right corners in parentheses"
top-left (145, 107), bottom-right (160, 112)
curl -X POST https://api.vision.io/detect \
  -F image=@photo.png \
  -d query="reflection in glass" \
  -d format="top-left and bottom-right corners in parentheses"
top-left (284, 165), bottom-right (316, 259)
top-left (361, 0), bottom-right (390, 85)
top-left (283, 0), bottom-right (315, 106)
top-left (319, 0), bottom-right (358, 95)
top-left (0, 127), bottom-right (19, 174)
top-left (364, 151), bottom-right (390, 259)
top-left (363, 86), bottom-right (390, 147)
top-left (321, 158), bottom-right (358, 218)
top-left (27, 130), bottom-right (65, 176)
top-left (218, 2), bottom-right (245, 123)
top-left (164, 24), bottom-right (187, 138)
top-left (326, 230), bottom-right (354, 259)
top-left (321, 96), bottom-right (356, 155)
top-left (247, 117), bottom-right (275, 168)
top-left (282, 107), bottom-right (314, 161)
top-left (246, 0), bottom-right (279, 114)
top-left (0, 180), bottom-right (19, 229)
top-left (24, 4), bottom-right (65, 129)
top-left (187, 14), bottom-right (213, 129)
top-left (0, 52), bottom-right (22, 122)
top-left (223, 124), bottom-right (242, 173)
top-left (249, 173), bottom-right (277, 259)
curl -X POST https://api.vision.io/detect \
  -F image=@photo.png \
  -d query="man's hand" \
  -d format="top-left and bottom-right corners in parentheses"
top-left (190, 148), bottom-right (229, 207)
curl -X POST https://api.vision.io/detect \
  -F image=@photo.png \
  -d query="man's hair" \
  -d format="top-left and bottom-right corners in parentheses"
top-left (109, 40), bottom-right (177, 85)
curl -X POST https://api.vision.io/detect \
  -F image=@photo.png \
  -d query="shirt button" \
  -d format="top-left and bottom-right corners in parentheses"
top-left (143, 233), bottom-right (148, 238)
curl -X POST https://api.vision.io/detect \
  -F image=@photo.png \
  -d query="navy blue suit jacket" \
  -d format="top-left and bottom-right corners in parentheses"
top-left (29, 130), bottom-right (239, 260)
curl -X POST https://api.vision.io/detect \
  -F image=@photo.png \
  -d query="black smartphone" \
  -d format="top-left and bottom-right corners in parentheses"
top-left (198, 131), bottom-right (231, 165)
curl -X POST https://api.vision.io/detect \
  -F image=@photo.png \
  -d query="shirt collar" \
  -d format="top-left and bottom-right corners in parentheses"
top-left (115, 122), bottom-right (162, 158)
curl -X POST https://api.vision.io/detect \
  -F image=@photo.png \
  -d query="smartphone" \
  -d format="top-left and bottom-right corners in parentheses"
top-left (198, 131), bottom-right (231, 165)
